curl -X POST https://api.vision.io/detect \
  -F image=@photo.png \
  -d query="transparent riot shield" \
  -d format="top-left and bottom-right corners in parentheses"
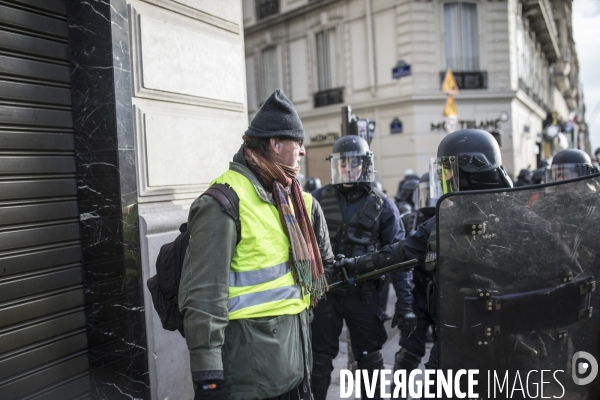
top-left (436, 174), bottom-right (600, 399)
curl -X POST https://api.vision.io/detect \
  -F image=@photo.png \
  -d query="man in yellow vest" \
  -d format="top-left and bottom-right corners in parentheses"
top-left (179, 90), bottom-right (334, 400)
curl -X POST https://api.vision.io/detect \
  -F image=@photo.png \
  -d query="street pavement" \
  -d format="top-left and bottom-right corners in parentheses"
top-left (326, 292), bottom-right (432, 399)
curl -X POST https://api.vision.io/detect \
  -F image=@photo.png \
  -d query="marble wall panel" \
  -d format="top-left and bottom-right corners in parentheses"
top-left (66, 0), bottom-right (148, 398)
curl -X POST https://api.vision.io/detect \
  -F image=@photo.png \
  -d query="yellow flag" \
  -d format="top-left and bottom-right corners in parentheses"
top-left (441, 69), bottom-right (459, 95)
top-left (443, 95), bottom-right (458, 117)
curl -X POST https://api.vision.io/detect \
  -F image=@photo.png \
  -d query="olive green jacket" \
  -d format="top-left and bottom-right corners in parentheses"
top-left (179, 161), bottom-right (334, 399)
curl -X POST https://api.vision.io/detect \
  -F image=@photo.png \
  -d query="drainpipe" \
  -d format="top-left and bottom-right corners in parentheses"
top-left (365, 0), bottom-right (377, 96)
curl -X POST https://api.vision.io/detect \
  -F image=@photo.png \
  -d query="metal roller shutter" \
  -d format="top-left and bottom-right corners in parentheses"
top-left (0, 1), bottom-right (90, 399)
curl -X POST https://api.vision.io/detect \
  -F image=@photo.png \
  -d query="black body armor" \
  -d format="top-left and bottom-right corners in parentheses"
top-left (318, 185), bottom-right (385, 258)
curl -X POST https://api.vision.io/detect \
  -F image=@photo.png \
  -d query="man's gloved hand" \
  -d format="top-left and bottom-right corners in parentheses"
top-left (194, 380), bottom-right (226, 400)
top-left (391, 301), bottom-right (417, 338)
top-left (333, 254), bottom-right (371, 281)
top-left (333, 254), bottom-right (354, 281)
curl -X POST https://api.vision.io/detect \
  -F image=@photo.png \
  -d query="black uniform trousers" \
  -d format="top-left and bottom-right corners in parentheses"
top-left (264, 383), bottom-right (310, 400)
top-left (311, 286), bottom-right (387, 359)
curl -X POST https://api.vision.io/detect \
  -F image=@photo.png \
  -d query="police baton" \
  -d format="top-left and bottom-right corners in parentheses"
top-left (327, 259), bottom-right (418, 291)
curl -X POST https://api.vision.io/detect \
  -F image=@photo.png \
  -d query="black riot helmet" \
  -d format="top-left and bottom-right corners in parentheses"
top-left (394, 175), bottom-right (419, 203)
top-left (304, 177), bottom-right (322, 192)
top-left (546, 149), bottom-right (594, 182)
top-left (328, 135), bottom-right (375, 185)
top-left (430, 129), bottom-right (512, 197)
top-left (531, 160), bottom-right (549, 184)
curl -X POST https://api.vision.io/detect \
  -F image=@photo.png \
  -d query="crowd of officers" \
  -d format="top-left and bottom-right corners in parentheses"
top-left (307, 140), bottom-right (598, 400)
top-left (305, 138), bottom-right (598, 400)
top-left (180, 90), bottom-right (598, 400)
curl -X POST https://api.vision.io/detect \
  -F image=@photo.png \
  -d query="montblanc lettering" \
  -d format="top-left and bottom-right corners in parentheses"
top-left (309, 132), bottom-right (339, 143)
top-left (431, 119), bottom-right (500, 131)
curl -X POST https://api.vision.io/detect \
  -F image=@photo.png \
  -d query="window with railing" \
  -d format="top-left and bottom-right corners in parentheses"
top-left (316, 28), bottom-right (338, 91)
top-left (314, 28), bottom-right (343, 107)
top-left (255, 0), bottom-right (279, 21)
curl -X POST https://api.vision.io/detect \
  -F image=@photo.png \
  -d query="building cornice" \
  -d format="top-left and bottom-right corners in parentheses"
top-left (296, 90), bottom-right (519, 119)
top-left (515, 89), bottom-right (547, 119)
top-left (244, 0), bottom-right (341, 35)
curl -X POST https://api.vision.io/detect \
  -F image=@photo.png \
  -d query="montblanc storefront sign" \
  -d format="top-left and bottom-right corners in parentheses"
top-left (308, 132), bottom-right (339, 146)
top-left (431, 119), bottom-right (501, 131)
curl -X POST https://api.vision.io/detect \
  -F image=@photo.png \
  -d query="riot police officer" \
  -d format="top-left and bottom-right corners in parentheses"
top-left (412, 172), bottom-right (436, 226)
top-left (513, 168), bottom-right (533, 187)
top-left (310, 135), bottom-right (415, 400)
top-left (337, 130), bottom-right (600, 399)
top-left (336, 129), bottom-right (513, 372)
top-left (392, 171), bottom-right (439, 379)
top-left (394, 172), bottom-right (420, 215)
top-left (531, 159), bottom-right (549, 184)
top-left (545, 148), bottom-right (595, 182)
top-left (397, 172), bottom-right (435, 233)
top-left (304, 176), bottom-right (322, 192)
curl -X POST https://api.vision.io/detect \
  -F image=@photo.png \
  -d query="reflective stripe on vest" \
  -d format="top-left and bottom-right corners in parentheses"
top-left (211, 168), bottom-right (313, 319)
top-left (228, 285), bottom-right (302, 312)
top-left (229, 261), bottom-right (289, 287)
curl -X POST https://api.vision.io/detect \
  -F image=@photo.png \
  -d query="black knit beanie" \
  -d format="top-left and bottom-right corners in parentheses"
top-left (245, 89), bottom-right (305, 140)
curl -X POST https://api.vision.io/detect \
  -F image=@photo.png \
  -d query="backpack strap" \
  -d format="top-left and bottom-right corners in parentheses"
top-left (202, 183), bottom-right (241, 244)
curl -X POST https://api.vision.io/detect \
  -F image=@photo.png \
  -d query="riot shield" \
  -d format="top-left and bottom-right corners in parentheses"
top-left (436, 174), bottom-right (600, 399)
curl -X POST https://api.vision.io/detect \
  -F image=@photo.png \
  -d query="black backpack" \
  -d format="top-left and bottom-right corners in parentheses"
top-left (146, 183), bottom-right (240, 337)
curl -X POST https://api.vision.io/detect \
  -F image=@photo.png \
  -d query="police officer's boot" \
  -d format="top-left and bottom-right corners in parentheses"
top-left (357, 351), bottom-right (384, 400)
top-left (391, 348), bottom-right (421, 399)
top-left (311, 352), bottom-right (334, 400)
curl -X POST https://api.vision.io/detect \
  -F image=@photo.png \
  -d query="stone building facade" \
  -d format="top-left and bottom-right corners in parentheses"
top-left (243, 0), bottom-right (587, 192)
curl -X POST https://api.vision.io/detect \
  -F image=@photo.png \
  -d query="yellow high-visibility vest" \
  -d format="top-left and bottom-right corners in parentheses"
top-left (211, 169), bottom-right (312, 320)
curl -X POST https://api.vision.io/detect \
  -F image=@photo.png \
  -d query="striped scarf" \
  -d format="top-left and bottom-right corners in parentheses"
top-left (244, 147), bottom-right (327, 303)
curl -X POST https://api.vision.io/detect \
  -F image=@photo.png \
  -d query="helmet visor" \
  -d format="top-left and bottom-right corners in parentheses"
top-left (545, 163), bottom-right (592, 183)
top-left (430, 156), bottom-right (460, 198)
top-left (418, 180), bottom-right (438, 209)
top-left (330, 151), bottom-right (375, 185)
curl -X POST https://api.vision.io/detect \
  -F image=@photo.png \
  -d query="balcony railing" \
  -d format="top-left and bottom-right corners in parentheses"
top-left (314, 87), bottom-right (344, 108)
top-left (524, 0), bottom-right (560, 62)
top-left (439, 71), bottom-right (487, 90)
top-left (255, 0), bottom-right (279, 21)
top-left (518, 79), bottom-right (551, 112)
